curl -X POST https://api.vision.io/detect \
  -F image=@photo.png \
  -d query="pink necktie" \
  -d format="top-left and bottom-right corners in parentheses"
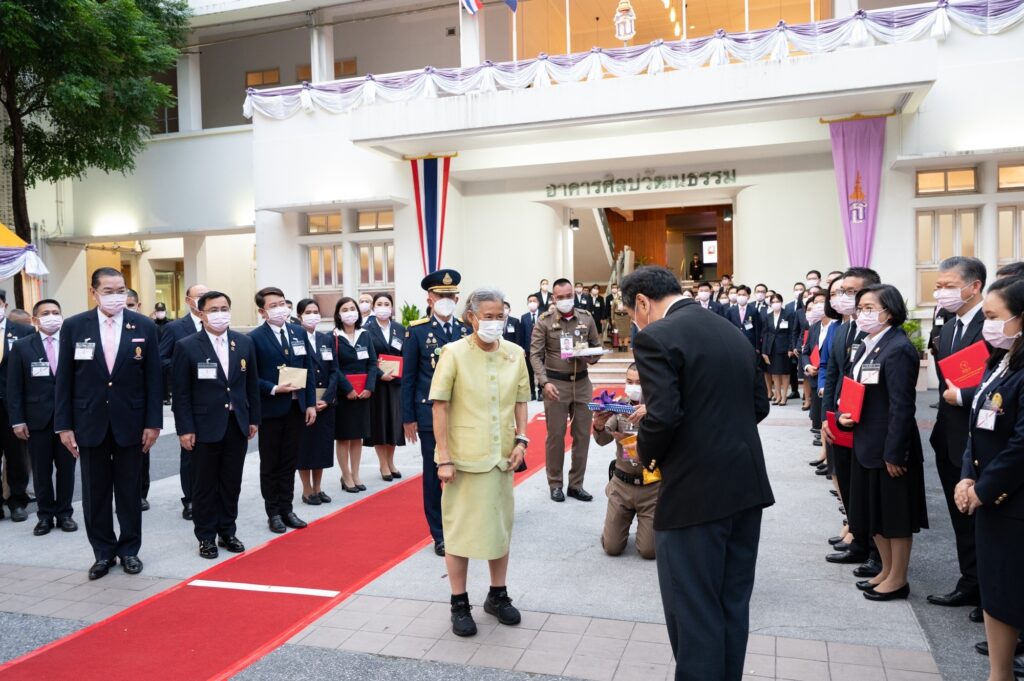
top-left (215, 336), bottom-right (228, 375)
top-left (45, 336), bottom-right (57, 374)
top-left (740, 307), bottom-right (745, 324)
top-left (103, 317), bottom-right (116, 372)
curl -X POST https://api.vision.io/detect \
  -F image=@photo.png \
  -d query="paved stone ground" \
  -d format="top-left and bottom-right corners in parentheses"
top-left (0, 396), bottom-right (990, 680)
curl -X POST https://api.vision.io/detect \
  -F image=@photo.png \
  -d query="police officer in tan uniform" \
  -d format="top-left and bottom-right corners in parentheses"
top-left (592, 364), bottom-right (658, 559)
top-left (530, 278), bottom-right (601, 502)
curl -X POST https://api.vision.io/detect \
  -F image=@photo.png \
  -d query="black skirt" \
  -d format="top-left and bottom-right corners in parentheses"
top-left (364, 380), bottom-right (406, 447)
top-left (298, 405), bottom-right (335, 470)
top-left (976, 508), bottom-right (1024, 628)
top-left (849, 456), bottom-right (929, 539)
top-left (335, 396), bottom-right (370, 440)
top-left (767, 350), bottom-right (792, 376)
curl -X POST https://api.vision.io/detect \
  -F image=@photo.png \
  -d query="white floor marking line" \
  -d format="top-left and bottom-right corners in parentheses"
top-left (188, 579), bottom-right (340, 598)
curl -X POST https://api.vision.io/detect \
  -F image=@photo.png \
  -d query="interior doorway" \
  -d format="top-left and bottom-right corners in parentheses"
top-left (605, 204), bottom-right (733, 279)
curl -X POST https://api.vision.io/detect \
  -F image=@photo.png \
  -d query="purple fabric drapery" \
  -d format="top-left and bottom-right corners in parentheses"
top-left (828, 118), bottom-right (886, 268)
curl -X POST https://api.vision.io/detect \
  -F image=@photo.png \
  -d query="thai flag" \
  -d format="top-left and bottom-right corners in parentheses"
top-left (461, 0), bottom-right (516, 15)
top-left (410, 156), bottom-right (452, 275)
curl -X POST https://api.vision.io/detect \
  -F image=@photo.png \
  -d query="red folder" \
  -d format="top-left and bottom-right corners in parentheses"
top-left (838, 376), bottom-right (866, 423)
top-left (803, 330), bottom-right (809, 346)
top-left (827, 411), bottom-right (854, 448)
top-left (937, 340), bottom-right (990, 389)
top-left (810, 345), bottom-right (820, 369)
top-left (378, 354), bottom-right (403, 379)
top-left (346, 373), bottom-right (368, 394)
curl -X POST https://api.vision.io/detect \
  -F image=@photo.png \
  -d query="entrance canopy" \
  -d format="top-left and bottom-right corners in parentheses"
top-left (0, 223), bottom-right (48, 279)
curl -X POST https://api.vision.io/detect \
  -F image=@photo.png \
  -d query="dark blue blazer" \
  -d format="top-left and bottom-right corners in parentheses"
top-left (54, 310), bottom-right (163, 448)
top-left (790, 307), bottom-right (810, 352)
top-left (171, 330), bottom-right (261, 442)
top-left (0, 321), bottom-right (36, 400)
top-left (401, 317), bottom-right (469, 429)
top-left (823, 321), bottom-right (864, 414)
top-left (248, 322), bottom-right (316, 420)
top-left (761, 309), bottom-right (795, 356)
top-left (726, 304), bottom-right (764, 350)
top-left (333, 328), bottom-right (379, 396)
top-left (7, 333), bottom-right (56, 431)
top-left (962, 357), bottom-right (1024, 519)
top-left (364, 319), bottom-right (406, 360)
top-left (502, 316), bottom-right (523, 346)
top-left (159, 314), bottom-right (200, 371)
top-left (695, 299), bottom-right (724, 317)
top-left (930, 311), bottom-right (986, 467)
top-left (304, 330), bottom-right (339, 404)
top-left (845, 328), bottom-right (922, 469)
top-left (519, 311), bottom-right (539, 356)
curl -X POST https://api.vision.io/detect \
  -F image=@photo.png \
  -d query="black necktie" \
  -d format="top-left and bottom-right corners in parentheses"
top-left (952, 319), bottom-right (963, 353)
top-left (279, 328), bottom-right (288, 349)
top-left (444, 323), bottom-right (451, 340)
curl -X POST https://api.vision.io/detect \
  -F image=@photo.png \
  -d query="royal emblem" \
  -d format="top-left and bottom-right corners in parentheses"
top-left (134, 347), bottom-right (142, 359)
top-left (848, 171), bottom-right (867, 224)
top-left (240, 359), bottom-right (247, 372)
top-left (442, 272), bottom-right (453, 286)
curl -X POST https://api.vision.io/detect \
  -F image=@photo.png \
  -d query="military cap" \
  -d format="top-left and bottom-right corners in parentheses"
top-left (421, 269), bottom-right (461, 294)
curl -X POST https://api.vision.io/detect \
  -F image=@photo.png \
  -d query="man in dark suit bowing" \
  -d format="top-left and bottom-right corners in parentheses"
top-left (0, 288), bottom-right (36, 523)
top-left (55, 267), bottom-right (162, 580)
top-left (158, 283), bottom-right (208, 520)
top-left (249, 286), bottom-right (316, 534)
top-left (8, 299), bottom-right (77, 535)
top-left (172, 291), bottom-right (260, 559)
top-left (623, 266), bottom-right (774, 681)
top-left (520, 295), bottom-right (542, 400)
top-left (927, 256), bottom-right (987, 618)
top-left (725, 285), bottom-right (764, 350)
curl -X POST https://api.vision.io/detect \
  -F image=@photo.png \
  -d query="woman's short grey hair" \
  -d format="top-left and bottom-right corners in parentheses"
top-left (463, 287), bottom-right (506, 317)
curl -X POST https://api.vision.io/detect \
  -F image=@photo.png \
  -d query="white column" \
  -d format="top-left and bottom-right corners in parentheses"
top-left (182, 234), bottom-right (208, 288)
top-left (979, 161), bottom-right (999, 276)
top-left (176, 53), bottom-right (202, 132)
top-left (309, 20), bottom-right (335, 82)
top-left (459, 6), bottom-right (487, 67)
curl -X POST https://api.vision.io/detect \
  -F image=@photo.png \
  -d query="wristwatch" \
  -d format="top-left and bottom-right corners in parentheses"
top-left (514, 434), bottom-right (530, 448)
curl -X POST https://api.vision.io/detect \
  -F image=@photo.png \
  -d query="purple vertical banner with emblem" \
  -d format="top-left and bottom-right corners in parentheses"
top-left (828, 117), bottom-right (886, 267)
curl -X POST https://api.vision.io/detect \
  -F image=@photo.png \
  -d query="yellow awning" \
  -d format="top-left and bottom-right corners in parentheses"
top-left (0, 223), bottom-right (27, 249)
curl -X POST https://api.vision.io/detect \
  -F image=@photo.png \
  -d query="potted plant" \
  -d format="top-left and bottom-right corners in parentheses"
top-left (401, 302), bottom-right (422, 327)
top-left (902, 318), bottom-right (930, 392)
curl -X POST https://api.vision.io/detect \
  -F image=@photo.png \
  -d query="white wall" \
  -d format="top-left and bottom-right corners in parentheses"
top-left (207, 233), bottom-right (257, 325)
top-left (42, 244), bottom-right (89, 314)
top-left (333, 6), bottom-right (461, 76)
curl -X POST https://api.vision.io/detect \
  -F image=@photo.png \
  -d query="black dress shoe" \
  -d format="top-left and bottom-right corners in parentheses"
top-left (218, 536), bottom-right (246, 553)
top-left (33, 518), bottom-right (55, 536)
top-left (342, 481), bottom-right (360, 493)
top-left (390, 471), bottom-right (403, 479)
top-left (833, 542), bottom-right (852, 552)
top-left (826, 550), bottom-right (868, 564)
top-left (140, 498), bottom-right (150, 511)
top-left (828, 536), bottom-right (843, 545)
top-left (318, 492), bottom-right (332, 503)
top-left (434, 541), bottom-right (445, 556)
top-left (815, 467), bottom-right (828, 476)
top-left (809, 459), bottom-right (825, 466)
top-left (121, 555), bottom-right (143, 574)
top-left (550, 488), bottom-right (565, 502)
top-left (567, 487), bottom-right (593, 502)
top-left (451, 601), bottom-right (477, 637)
top-left (10, 507), bottom-right (27, 522)
top-left (802, 405), bottom-right (811, 411)
top-left (856, 580), bottom-right (878, 592)
top-left (268, 515), bottom-right (287, 533)
top-left (302, 494), bottom-right (322, 506)
top-left (59, 517), bottom-right (78, 532)
top-left (199, 540), bottom-right (218, 559)
top-left (853, 558), bottom-right (883, 578)
top-left (812, 438), bottom-right (822, 447)
top-left (88, 559), bottom-right (116, 580)
top-left (182, 503), bottom-right (193, 521)
top-left (926, 589), bottom-right (980, 607)
top-left (381, 472), bottom-right (393, 482)
top-left (975, 639), bottom-right (1024, 656)
top-left (864, 583), bottom-right (909, 601)
top-left (829, 489), bottom-right (839, 497)
top-left (969, 606), bottom-right (984, 623)
top-left (282, 512), bottom-right (307, 529)
top-left (484, 590), bottom-right (521, 625)
top-left (355, 483), bottom-right (367, 491)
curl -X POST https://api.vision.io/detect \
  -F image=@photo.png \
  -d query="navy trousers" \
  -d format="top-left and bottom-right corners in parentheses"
top-left (419, 429), bottom-right (443, 543)
top-left (656, 507), bottom-right (762, 681)
top-left (79, 428), bottom-right (144, 561)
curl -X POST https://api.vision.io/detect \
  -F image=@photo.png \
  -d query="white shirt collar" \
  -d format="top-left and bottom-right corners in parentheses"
top-left (41, 330), bottom-right (59, 344)
top-left (206, 329), bottom-right (228, 346)
top-left (189, 313), bottom-right (203, 331)
top-left (957, 300), bottom-right (983, 326)
top-left (97, 308), bottom-right (123, 326)
top-left (862, 325), bottom-right (892, 352)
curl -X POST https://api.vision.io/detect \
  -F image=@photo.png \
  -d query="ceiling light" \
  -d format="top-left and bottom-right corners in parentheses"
top-left (689, 24), bottom-right (695, 29)
top-left (669, 7), bottom-right (676, 22)
top-left (674, 22), bottom-right (681, 36)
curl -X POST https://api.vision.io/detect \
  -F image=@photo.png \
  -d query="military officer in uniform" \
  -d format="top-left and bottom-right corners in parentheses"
top-left (530, 277), bottom-right (602, 502)
top-left (402, 269), bottom-right (469, 556)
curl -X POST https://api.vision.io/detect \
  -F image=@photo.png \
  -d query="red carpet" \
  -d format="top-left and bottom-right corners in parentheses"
top-left (0, 414), bottom-right (564, 681)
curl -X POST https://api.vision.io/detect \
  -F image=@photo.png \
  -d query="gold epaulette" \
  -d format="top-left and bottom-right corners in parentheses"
top-left (409, 317), bottom-right (430, 327)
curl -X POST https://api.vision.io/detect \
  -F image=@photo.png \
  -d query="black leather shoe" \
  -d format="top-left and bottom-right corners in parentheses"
top-left (829, 489), bottom-right (839, 496)
top-left (182, 503), bottom-right (193, 521)
top-left (318, 492), bottom-right (332, 503)
top-left (856, 580), bottom-right (878, 592)
top-left (282, 512), bottom-right (307, 529)
top-left (355, 484), bottom-right (367, 492)
top-left (828, 536), bottom-right (843, 545)
top-left (121, 555), bottom-right (143, 575)
top-left (484, 590), bottom-right (521, 625)
top-left (33, 518), bottom-right (55, 536)
top-left (812, 438), bottom-right (822, 447)
top-left (342, 481), bottom-right (360, 493)
top-left (141, 498), bottom-right (150, 511)
top-left (550, 488), bottom-right (565, 502)
top-left (864, 583), bottom-right (909, 601)
top-left (199, 540), bottom-right (218, 559)
top-left (815, 467), bottom-right (828, 476)
top-left (969, 606), bottom-right (984, 623)
top-left (809, 459), bottom-right (825, 466)
top-left (451, 601), bottom-right (477, 637)
top-left (302, 494), bottom-right (322, 506)
top-left (802, 405), bottom-right (811, 411)
top-left (833, 542), bottom-right (852, 552)
top-left (826, 550), bottom-right (868, 564)
top-left (434, 541), bottom-right (445, 556)
top-left (218, 536), bottom-right (246, 553)
top-left (88, 559), bottom-right (115, 580)
top-left (381, 473), bottom-right (393, 482)
top-left (59, 517), bottom-right (78, 532)
top-left (268, 515), bottom-right (287, 533)
top-left (567, 487), bottom-right (593, 502)
top-left (975, 639), bottom-right (1024, 656)
top-left (927, 589), bottom-right (980, 607)
top-left (390, 471), bottom-right (403, 479)
top-left (853, 558), bottom-right (883, 578)
top-left (10, 507), bottom-right (27, 522)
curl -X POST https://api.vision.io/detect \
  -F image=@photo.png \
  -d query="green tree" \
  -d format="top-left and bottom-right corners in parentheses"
top-left (0, 0), bottom-right (189, 306)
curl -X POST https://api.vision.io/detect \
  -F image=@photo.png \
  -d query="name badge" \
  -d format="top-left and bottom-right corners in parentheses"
top-left (75, 342), bottom-right (96, 361)
top-left (977, 408), bottom-right (997, 431)
top-left (31, 362), bottom-right (50, 378)
top-left (7, 338), bottom-right (14, 350)
top-left (391, 337), bottom-right (403, 351)
top-left (861, 362), bottom-right (881, 385)
top-left (849, 343), bottom-right (862, 360)
top-left (356, 349), bottom-right (370, 361)
top-left (506, 324), bottom-right (514, 333)
top-left (320, 348), bottom-right (334, 361)
top-left (559, 335), bottom-right (574, 359)
top-left (744, 320), bottom-right (754, 331)
top-left (198, 361), bottom-right (218, 380)
top-left (291, 340), bottom-right (307, 356)
top-left (779, 321), bottom-right (789, 330)
top-left (935, 317), bottom-right (945, 326)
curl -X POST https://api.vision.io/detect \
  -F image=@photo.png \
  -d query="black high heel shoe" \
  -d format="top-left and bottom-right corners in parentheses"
top-left (390, 470), bottom-right (402, 479)
top-left (341, 480), bottom-right (359, 493)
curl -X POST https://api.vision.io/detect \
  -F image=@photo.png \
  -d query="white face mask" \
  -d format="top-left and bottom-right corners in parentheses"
top-left (527, 301), bottom-right (539, 312)
top-left (358, 302), bottom-right (372, 315)
top-left (806, 305), bottom-right (825, 325)
top-left (339, 310), bottom-right (360, 326)
top-left (98, 293), bottom-right (127, 316)
top-left (983, 317), bottom-right (1020, 350)
top-left (540, 284), bottom-right (549, 293)
top-left (433, 297), bottom-right (457, 318)
top-left (934, 286), bottom-right (968, 313)
top-left (697, 291), bottom-right (711, 302)
top-left (832, 293), bottom-right (856, 317)
top-left (374, 306), bottom-right (392, 320)
top-left (155, 311), bottom-right (167, 320)
top-left (265, 305), bottom-right (290, 326)
top-left (856, 310), bottom-right (886, 335)
top-left (476, 319), bottom-right (505, 343)
top-left (38, 314), bottom-right (63, 335)
top-left (206, 311), bottom-right (231, 333)
top-left (624, 384), bottom-right (643, 402)
top-left (755, 292), bottom-right (765, 302)
top-left (301, 313), bottom-right (321, 330)
top-left (771, 302), bottom-right (783, 312)
top-left (555, 298), bottom-right (575, 314)
top-left (728, 293), bottom-right (738, 303)
top-left (806, 279), bottom-right (819, 289)
top-left (736, 295), bottom-right (749, 306)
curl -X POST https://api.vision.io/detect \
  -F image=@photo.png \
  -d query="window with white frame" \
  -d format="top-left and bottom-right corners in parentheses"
top-left (306, 212), bottom-right (342, 234)
top-left (357, 210), bottom-right (394, 232)
top-left (308, 244), bottom-right (344, 290)
top-left (916, 208), bottom-right (978, 305)
top-left (916, 168), bottom-right (977, 197)
top-left (358, 241), bottom-right (395, 289)
top-left (998, 205), bottom-right (1024, 264)
top-left (999, 165), bottom-right (1024, 191)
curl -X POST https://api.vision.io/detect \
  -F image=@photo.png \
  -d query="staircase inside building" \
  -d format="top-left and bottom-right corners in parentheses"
top-left (591, 351), bottom-right (634, 387)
